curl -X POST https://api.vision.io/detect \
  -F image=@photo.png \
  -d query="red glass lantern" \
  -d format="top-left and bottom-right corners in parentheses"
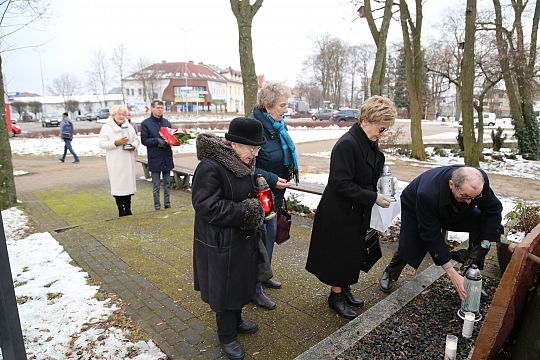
top-left (255, 175), bottom-right (276, 220)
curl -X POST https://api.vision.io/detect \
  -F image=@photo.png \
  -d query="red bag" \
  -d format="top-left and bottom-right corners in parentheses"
top-left (159, 127), bottom-right (180, 146)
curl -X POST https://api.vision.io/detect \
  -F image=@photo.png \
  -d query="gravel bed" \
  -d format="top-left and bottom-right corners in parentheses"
top-left (338, 275), bottom-right (499, 359)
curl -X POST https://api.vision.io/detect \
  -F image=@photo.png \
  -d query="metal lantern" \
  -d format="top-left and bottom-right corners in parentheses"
top-left (121, 121), bottom-right (134, 150)
top-left (458, 264), bottom-right (483, 321)
top-left (377, 165), bottom-right (398, 201)
top-left (255, 175), bottom-right (276, 220)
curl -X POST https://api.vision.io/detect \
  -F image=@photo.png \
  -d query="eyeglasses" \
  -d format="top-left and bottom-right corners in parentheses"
top-left (457, 188), bottom-right (483, 201)
top-left (378, 127), bottom-right (389, 134)
top-left (248, 146), bottom-right (261, 154)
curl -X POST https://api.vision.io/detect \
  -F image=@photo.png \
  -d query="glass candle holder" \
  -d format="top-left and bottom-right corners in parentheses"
top-left (444, 334), bottom-right (458, 360)
top-left (462, 312), bottom-right (475, 338)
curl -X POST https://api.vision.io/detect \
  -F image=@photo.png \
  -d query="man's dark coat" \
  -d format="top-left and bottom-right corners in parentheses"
top-left (140, 115), bottom-right (174, 172)
top-left (398, 165), bottom-right (503, 268)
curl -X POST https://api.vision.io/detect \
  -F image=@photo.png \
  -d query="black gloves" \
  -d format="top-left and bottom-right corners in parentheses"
top-left (468, 243), bottom-right (490, 270)
top-left (157, 138), bottom-right (166, 148)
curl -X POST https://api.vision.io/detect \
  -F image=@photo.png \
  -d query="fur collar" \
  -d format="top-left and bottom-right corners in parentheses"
top-left (196, 133), bottom-right (255, 178)
top-left (106, 117), bottom-right (123, 133)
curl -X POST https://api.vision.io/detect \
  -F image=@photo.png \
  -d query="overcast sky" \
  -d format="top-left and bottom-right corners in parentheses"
top-left (2, 0), bottom-right (462, 95)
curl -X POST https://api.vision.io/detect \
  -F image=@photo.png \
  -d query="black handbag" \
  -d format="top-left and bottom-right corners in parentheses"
top-left (360, 229), bottom-right (382, 273)
top-left (275, 203), bottom-right (292, 245)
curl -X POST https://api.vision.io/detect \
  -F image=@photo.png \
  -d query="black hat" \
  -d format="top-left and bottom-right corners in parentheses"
top-left (225, 117), bottom-right (266, 146)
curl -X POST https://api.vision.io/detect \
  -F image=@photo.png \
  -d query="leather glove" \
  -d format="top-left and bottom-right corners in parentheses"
top-left (375, 194), bottom-right (391, 208)
top-left (157, 138), bottom-right (166, 148)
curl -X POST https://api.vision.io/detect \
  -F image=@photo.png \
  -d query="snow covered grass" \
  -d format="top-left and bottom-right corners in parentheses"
top-left (1, 208), bottom-right (166, 360)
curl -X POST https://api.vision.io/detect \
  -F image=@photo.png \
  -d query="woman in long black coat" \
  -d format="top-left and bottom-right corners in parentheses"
top-left (306, 96), bottom-right (397, 320)
top-left (192, 117), bottom-right (266, 360)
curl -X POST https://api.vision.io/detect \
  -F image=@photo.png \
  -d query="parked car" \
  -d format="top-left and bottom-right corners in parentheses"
top-left (76, 112), bottom-right (97, 121)
top-left (95, 108), bottom-right (110, 119)
top-left (42, 114), bottom-right (61, 127)
top-left (11, 123), bottom-right (22, 137)
top-left (458, 112), bottom-right (496, 127)
top-left (330, 109), bottom-right (359, 122)
top-left (311, 109), bottom-right (336, 121)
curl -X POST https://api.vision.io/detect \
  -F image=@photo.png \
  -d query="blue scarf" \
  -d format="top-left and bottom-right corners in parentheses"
top-left (263, 112), bottom-right (299, 184)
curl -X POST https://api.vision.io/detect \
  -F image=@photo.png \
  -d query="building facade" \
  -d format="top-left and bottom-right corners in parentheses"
top-left (122, 61), bottom-right (232, 113)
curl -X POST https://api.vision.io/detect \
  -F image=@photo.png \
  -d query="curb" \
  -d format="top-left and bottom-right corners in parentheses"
top-left (295, 264), bottom-right (447, 359)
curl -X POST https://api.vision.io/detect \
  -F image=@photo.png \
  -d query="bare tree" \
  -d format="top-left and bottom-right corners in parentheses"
top-left (310, 35), bottom-right (349, 108)
top-left (349, 43), bottom-right (376, 107)
top-left (87, 49), bottom-right (110, 106)
top-left (230, 0), bottom-right (264, 115)
top-left (491, 0), bottom-right (540, 159)
top-left (111, 43), bottom-right (128, 104)
top-left (49, 73), bottom-right (80, 108)
top-left (461, 0), bottom-right (480, 167)
top-left (399, 0), bottom-right (426, 160)
top-left (28, 100), bottom-right (42, 118)
top-left (356, 0), bottom-right (396, 96)
top-left (10, 101), bottom-right (27, 120)
top-left (0, 0), bottom-right (50, 210)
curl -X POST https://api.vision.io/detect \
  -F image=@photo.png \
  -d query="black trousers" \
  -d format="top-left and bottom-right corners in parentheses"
top-left (386, 208), bottom-right (501, 279)
top-left (114, 195), bottom-right (132, 217)
top-left (215, 309), bottom-right (242, 344)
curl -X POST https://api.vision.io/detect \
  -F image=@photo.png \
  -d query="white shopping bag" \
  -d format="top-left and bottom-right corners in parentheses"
top-left (370, 194), bottom-right (401, 232)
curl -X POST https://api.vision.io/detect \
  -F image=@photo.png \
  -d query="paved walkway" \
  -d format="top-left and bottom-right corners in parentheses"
top-left (17, 175), bottom-right (504, 360)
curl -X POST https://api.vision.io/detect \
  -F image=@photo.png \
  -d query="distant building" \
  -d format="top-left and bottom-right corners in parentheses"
top-left (219, 67), bottom-right (244, 113)
top-left (122, 61), bottom-right (229, 113)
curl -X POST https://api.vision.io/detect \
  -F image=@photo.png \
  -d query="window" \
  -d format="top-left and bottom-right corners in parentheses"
top-left (138, 88), bottom-right (142, 96)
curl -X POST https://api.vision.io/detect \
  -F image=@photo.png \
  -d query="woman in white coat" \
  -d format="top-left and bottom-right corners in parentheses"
top-left (99, 105), bottom-right (139, 216)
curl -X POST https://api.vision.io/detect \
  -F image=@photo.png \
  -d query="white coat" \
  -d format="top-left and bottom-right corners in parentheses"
top-left (99, 117), bottom-right (140, 196)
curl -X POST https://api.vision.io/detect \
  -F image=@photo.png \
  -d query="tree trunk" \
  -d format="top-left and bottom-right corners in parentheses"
top-left (365, 0), bottom-right (394, 96)
top-left (399, 0), bottom-right (425, 161)
top-left (230, 0), bottom-right (263, 116)
top-left (462, 0), bottom-right (479, 167)
top-left (0, 56), bottom-right (18, 210)
top-left (492, 0), bottom-right (540, 158)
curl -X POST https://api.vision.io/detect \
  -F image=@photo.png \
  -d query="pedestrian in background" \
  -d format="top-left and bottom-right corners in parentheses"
top-left (58, 112), bottom-right (80, 163)
top-left (141, 100), bottom-right (174, 210)
top-left (306, 96), bottom-right (396, 320)
top-left (250, 82), bottom-right (299, 310)
top-left (98, 105), bottom-right (139, 217)
top-left (192, 117), bottom-right (266, 360)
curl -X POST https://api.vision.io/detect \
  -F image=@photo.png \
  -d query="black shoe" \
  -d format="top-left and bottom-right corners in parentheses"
top-left (58, 158), bottom-right (65, 163)
top-left (262, 278), bottom-right (282, 289)
top-left (480, 288), bottom-right (489, 300)
top-left (342, 286), bottom-right (364, 307)
top-left (164, 204), bottom-right (170, 209)
top-left (379, 270), bottom-right (395, 293)
top-left (328, 291), bottom-right (357, 320)
top-left (451, 249), bottom-right (470, 264)
top-left (237, 320), bottom-right (258, 334)
top-left (220, 340), bottom-right (244, 360)
top-left (251, 291), bottom-right (276, 310)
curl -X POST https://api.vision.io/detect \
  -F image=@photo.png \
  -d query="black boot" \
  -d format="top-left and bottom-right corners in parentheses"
top-left (117, 205), bottom-right (126, 217)
top-left (125, 198), bottom-right (132, 216)
top-left (328, 290), bottom-right (357, 320)
top-left (342, 286), bottom-right (364, 307)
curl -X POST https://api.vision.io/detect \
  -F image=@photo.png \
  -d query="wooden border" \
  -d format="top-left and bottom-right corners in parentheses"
top-left (472, 222), bottom-right (540, 359)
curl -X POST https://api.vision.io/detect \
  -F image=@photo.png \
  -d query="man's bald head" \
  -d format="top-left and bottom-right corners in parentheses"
top-left (451, 167), bottom-right (484, 190)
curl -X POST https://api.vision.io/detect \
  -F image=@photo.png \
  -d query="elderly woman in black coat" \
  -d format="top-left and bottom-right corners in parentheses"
top-left (306, 96), bottom-right (397, 320)
top-left (192, 117), bottom-right (266, 360)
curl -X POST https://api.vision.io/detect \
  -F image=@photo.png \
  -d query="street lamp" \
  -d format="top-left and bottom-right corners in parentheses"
top-left (179, 27), bottom-right (193, 113)
top-left (32, 48), bottom-right (45, 96)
